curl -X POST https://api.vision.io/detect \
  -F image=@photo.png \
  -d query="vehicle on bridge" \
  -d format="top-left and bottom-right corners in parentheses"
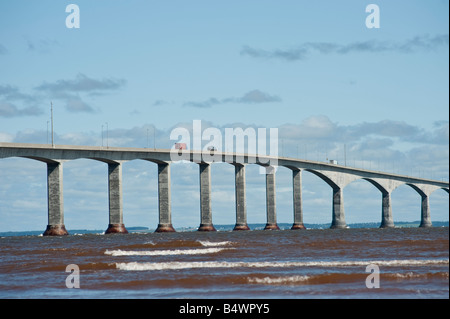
top-left (175, 143), bottom-right (187, 150)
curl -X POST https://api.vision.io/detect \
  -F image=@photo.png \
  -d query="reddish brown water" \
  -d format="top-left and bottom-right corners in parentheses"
top-left (0, 227), bottom-right (448, 299)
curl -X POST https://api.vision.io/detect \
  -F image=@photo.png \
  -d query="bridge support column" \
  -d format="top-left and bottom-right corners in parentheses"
top-left (43, 161), bottom-right (68, 236)
top-left (419, 194), bottom-right (432, 227)
top-left (155, 163), bottom-right (175, 232)
top-left (264, 167), bottom-right (279, 230)
top-left (233, 164), bottom-right (249, 230)
top-left (330, 187), bottom-right (347, 229)
top-left (380, 191), bottom-right (394, 228)
top-left (105, 162), bottom-right (128, 234)
top-left (198, 163), bottom-right (216, 231)
top-left (291, 169), bottom-right (305, 229)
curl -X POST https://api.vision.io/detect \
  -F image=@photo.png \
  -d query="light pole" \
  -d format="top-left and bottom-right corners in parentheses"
top-left (105, 122), bottom-right (109, 148)
top-left (344, 144), bottom-right (347, 166)
top-left (51, 102), bottom-right (54, 147)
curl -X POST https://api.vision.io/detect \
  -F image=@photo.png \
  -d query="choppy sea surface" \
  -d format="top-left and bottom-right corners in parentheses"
top-left (0, 226), bottom-right (448, 299)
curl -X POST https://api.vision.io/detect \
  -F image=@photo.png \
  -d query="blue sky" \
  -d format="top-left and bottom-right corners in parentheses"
top-left (0, 1), bottom-right (448, 232)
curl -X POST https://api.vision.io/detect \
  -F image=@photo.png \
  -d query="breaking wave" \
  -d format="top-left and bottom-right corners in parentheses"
top-left (384, 271), bottom-right (449, 280)
top-left (246, 271), bottom-right (450, 286)
top-left (247, 275), bottom-right (311, 285)
top-left (105, 247), bottom-right (233, 257)
top-left (197, 240), bottom-right (233, 247)
top-left (115, 258), bottom-right (449, 271)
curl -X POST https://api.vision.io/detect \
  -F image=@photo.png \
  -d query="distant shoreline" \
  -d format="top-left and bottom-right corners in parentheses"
top-left (1, 221), bottom-right (448, 237)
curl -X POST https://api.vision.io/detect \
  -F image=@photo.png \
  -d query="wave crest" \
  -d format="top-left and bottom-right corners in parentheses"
top-left (105, 247), bottom-right (233, 257)
top-left (247, 275), bottom-right (311, 285)
top-left (115, 259), bottom-right (449, 271)
top-left (197, 240), bottom-right (233, 247)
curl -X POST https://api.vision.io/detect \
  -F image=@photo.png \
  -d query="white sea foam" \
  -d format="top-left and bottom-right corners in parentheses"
top-left (391, 272), bottom-right (421, 279)
top-left (105, 247), bottom-right (232, 257)
top-left (115, 259), bottom-right (449, 271)
top-left (247, 276), bottom-right (311, 285)
top-left (389, 271), bottom-right (449, 280)
top-left (197, 240), bottom-right (233, 247)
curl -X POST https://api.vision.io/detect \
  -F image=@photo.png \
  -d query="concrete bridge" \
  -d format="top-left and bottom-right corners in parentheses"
top-left (0, 143), bottom-right (448, 235)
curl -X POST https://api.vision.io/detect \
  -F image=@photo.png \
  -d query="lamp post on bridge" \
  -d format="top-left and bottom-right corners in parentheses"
top-left (105, 122), bottom-right (109, 148)
top-left (51, 102), bottom-right (54, 148)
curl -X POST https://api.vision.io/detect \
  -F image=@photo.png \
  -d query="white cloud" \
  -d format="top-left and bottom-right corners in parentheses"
top-left (35, 73), bottom-right (126, 113)
top-left (241, 34), bottom-right (449, 61)
top-left (0, 132), bottom-right (13, 142)
top-left (36, 73), bottom-right (126, 94)
top-left (183, 89), bottom-right (281, 108)
top-left (0, 85), bottom-right (43, 117)
top-left (65, 97), bottom-right (95, 113)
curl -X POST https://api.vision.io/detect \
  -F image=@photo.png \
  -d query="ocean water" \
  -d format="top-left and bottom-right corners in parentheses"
top-left (0, 226), bottom-right (448, 300)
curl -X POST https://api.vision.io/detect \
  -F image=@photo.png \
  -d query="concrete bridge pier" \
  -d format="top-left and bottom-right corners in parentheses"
top-left (233, 164), bottom-right (250, 230)
top-left (330, 187), bottom-right (347, 229)
top-left (43, 161), bottom-right (68, 236)
top-left (105, 162), bottom-right (128, 234)
top-left (291, 169), bottom-right (306, 229)
top-left (380, 191), bottom-right (395, 228)
top-left (264, 167), bottom-right (280, 230)
top-left (155, 162), bottom-right (175, 232)
top-left (198, 163), bottom-right (216, 231)
top-left (419, 194), bottom-right (432, 227)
